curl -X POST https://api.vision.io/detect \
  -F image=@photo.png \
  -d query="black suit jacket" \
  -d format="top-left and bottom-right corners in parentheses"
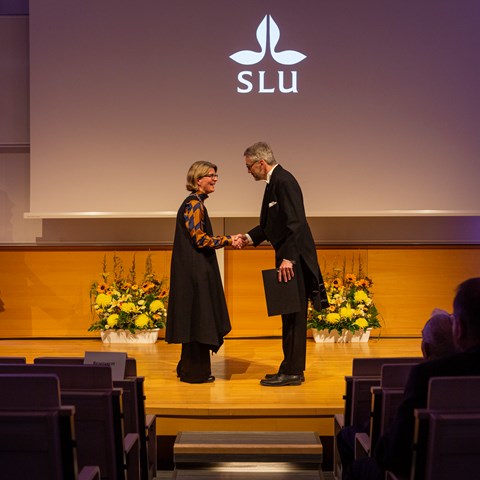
top-left (375, 346), bottom-right (480, 476)
top-left (247, 165), bottom-right (328, 310)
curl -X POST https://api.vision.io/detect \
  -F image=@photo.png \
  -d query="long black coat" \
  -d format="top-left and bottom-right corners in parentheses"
top-left (166, 194), bottom-right (231, 352)
top-left (247, 165), bottom-right (328, 310)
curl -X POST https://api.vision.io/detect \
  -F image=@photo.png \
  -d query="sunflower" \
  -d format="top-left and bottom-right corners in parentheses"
top-left (332, 278), bottom-right (343, 288)
top-left (142, 282), bottom-right (155, 293)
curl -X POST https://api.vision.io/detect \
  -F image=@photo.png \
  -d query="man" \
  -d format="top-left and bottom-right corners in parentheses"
top-left (350, 277), bottom-right (480, 479)
top-left (241, 141), bottom-right (329, 387)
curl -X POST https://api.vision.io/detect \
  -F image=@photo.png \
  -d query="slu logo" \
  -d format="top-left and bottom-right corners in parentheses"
top-left (229, 15), bottom-right (307, 94)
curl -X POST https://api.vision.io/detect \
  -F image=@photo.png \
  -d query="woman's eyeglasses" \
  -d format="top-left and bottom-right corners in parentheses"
top-left (202, 173), bottom-right (219, 179)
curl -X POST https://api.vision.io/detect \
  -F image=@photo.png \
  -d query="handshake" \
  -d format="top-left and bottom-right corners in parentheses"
top-left (231, 233), bottom-right (249, 249)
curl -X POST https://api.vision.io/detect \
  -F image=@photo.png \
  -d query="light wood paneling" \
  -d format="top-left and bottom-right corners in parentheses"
top-left (225, 246), bottom-right (480, 337)
top-left (1, 246), bottom-right (479, 338)
top-left (368, 248), bottom-right (480, 336)
top-left (0, 249), bottom-right (171, 337)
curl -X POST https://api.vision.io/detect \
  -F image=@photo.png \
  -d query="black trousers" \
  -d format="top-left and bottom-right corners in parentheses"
top-left (278, 258), bottom-right (308, 375)
top-left (177, 341), bottom-right (211, 383)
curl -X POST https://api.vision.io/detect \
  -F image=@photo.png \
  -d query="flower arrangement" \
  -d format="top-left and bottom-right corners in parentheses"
top-left (88, 253), bottom-right (169, 333)
top-left (307, 258), bottom-right (381, 334)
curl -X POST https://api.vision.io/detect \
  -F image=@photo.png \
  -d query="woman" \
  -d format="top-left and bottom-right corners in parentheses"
top-left (166, 161), bottom-right (241, 383)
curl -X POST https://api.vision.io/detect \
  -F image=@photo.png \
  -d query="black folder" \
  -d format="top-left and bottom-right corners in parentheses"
top-left (262, 269), bottom-right (301, 317)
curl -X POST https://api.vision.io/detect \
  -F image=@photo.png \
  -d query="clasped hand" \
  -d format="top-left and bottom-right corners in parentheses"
top-left (231, 233), bottom-right (248, 249)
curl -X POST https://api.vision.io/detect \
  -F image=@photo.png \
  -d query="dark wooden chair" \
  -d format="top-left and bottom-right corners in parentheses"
top-left (0, 373), bottom-right (100, 480)
top-left (354, 362), bottom-right (417, 460)
top-left (0, 363), bottom-right (140, 480)
top-left (334, 357), bottom-right (422, 479)
top-left (0, 356), bottom-right (27, 363)
top-left (34, 355), bottom-right (156, 480)
top-left (411, 376), bottom-right (480, 480)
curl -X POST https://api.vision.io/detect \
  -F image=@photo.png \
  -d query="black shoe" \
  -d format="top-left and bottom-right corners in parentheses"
top-left (260, 374), bottom-right (303, 387)
top-left (180, 375), bottom-right (215, 384)
top-left (264, 372), bottom-right (305, 382)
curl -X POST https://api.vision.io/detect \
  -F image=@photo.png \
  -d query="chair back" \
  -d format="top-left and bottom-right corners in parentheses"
top-left (0, 363), bottom-right (126, 480)
top-left (0, 356), bottom-right (27, 364)
top-left (0, 373), bottom-right (77, 480)
top-left (0, 373), bottom-right (61, 409)
top-left (34, 355), bottom-right (138, 377)
top-left (423, 412), bottom-right (480, 480)
top-left (427, 376), bottom-right (480, 411)
top-left (351, 357), bottom-right (423, 377)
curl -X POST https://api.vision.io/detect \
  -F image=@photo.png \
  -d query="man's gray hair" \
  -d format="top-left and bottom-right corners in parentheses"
top-left (243, 141), bottom-right (277, 166)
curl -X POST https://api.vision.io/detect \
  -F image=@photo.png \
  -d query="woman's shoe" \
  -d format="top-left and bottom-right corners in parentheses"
top-left (180, 375), bottom-right (215, 384)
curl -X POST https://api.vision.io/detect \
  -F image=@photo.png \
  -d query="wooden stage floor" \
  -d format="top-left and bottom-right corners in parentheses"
top-left (0, 336), bottom-right (422, 437)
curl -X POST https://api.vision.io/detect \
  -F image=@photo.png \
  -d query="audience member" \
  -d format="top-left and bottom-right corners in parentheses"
top-left (337, 307), bottom-right (455, 479)
top-left (421, 308), bottom-right (456, 360)
top-left (349, 277), bottom-right (480, 479)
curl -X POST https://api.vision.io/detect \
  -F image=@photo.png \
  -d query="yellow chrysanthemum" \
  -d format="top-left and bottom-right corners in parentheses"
top-left (340, 306), bottom-right (355, 319)
top-left (326, 313), bottom-right (340, 324)
top-left (354, 290), bottom-right (369, 303)
top-left (354, 318), bottom-right (369, 329)
top-left (121, 302), bottom-right (136, 313)
top-left (107, 314), bottom-right (119, 327)
top-left (96, 293), bottom-right (112, 307)
top-left (135, 314), bottom-right (149, 328)
top-left (149, 299), bottom-right (164, 312)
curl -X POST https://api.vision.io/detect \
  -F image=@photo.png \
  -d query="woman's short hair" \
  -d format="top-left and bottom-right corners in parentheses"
top-left (186, 161), bottom-right (217, 192)
top-left (243, 141), bottom-right (276, 166)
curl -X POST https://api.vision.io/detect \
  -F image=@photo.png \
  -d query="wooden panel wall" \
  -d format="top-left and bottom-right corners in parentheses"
top-left (1, 246), bottom-right (479, 338)
top-left (0, 249), bottom-right (172, 337)
top-left (225, 246), bottom-right (480, 337)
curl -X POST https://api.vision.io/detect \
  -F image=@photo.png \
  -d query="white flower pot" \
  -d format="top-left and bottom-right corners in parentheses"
top-left (100, 328), bottom-right (160, 344)
top-left (311, 328), bottom-right (371, 343)
top-left (350, 328), bottom-right (371, 343)
top-left (311, 328), bottom-right (341, 343)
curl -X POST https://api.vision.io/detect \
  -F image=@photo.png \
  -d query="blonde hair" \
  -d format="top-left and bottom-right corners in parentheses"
top-left (243, 141), bottom-right (276, 166)
top-left (186, 161), bottom-right (217, 192)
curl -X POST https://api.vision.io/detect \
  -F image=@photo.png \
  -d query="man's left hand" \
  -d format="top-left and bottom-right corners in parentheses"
top-left (278, 259), bottom-right (294, 282)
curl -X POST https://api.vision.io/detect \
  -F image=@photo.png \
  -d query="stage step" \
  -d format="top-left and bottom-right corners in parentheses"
top-left (173, 431), bottom-right (323, 478)
top-left (172, 470), bottom-right (324, 479)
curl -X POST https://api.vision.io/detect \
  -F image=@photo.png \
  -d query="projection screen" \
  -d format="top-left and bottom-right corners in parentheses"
top-left (28, 0), bottom-right (480, 217)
